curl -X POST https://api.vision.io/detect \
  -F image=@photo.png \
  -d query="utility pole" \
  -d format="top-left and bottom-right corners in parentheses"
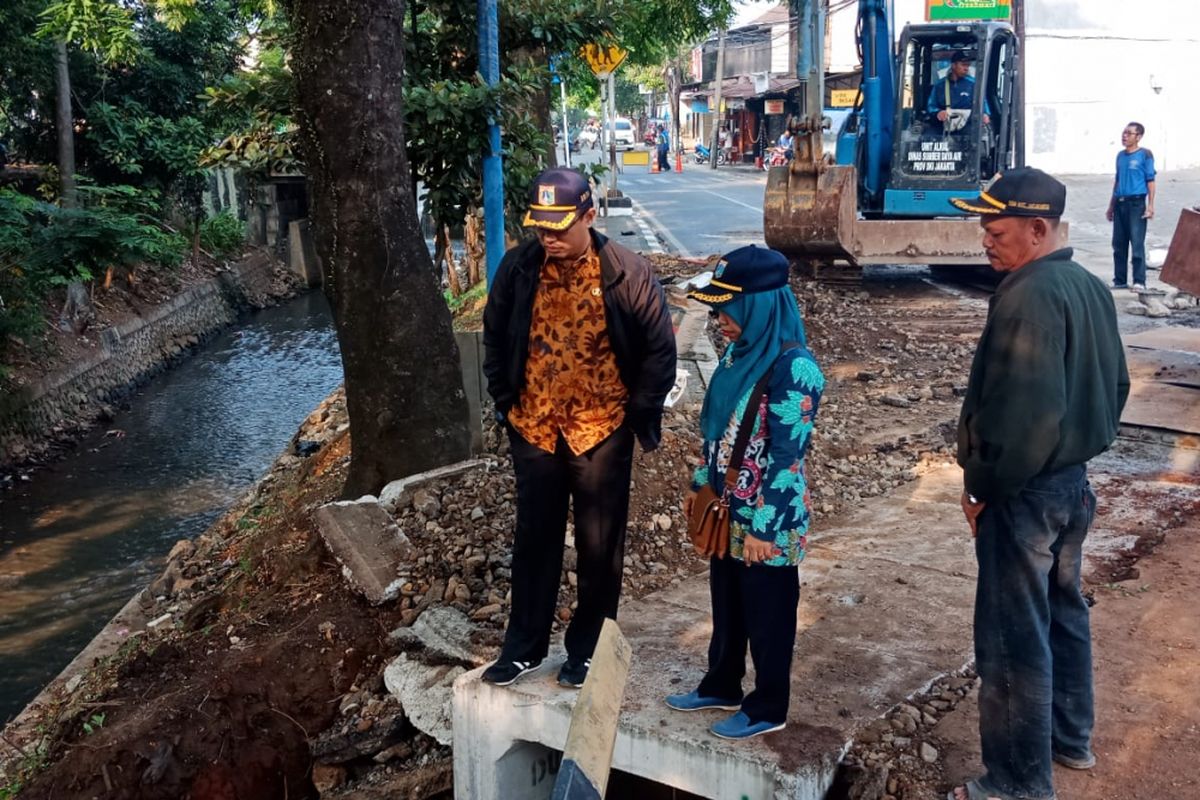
top-left (1013, 0), bottom-right (1026, 167)
top-left (709, 28), bottom-right (727, 170)
top-left (608, 71), bottom-right (618, 193)
top-left (479, 0), bottom-right (504, 284)
top-left (559, 74), bottom-right (571, 168)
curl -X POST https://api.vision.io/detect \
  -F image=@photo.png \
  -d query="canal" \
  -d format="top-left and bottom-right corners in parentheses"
top-left (0, 291), bottom-right (342, 723)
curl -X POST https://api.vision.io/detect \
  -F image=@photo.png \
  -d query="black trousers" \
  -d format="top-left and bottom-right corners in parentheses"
top-left (697, 555), bottom-right (800, 724)
top-left (501, 424), bottom-right (635, 663)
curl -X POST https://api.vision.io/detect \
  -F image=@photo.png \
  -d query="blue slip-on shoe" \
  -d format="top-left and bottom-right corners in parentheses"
top-left (664, 690), bottom-right (742, 712)
top-left (710, 710), bottom-right (786, 740)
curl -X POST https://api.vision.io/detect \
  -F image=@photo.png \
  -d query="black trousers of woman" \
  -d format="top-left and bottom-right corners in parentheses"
top-left (500, 424), bottom-right (635, 664)
top-left (697, 554), bottom-right (801, 724)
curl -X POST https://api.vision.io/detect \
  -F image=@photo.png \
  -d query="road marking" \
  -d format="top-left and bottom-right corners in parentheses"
top-left (631, 198), bottom-right (693, 259)
top-left (700, 189), bottom-right (763, 213)
top-left (634, 216), bottom-right (665, 255)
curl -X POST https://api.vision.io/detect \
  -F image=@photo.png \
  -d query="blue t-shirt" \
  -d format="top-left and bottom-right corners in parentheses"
top-left (1114, 148), bottom-right (1156, 198)
top-left (926, 75), bottom-right (991, 116)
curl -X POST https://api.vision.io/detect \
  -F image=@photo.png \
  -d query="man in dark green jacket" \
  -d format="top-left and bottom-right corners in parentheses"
top-left (946, 168), bottom-right (1130, 800)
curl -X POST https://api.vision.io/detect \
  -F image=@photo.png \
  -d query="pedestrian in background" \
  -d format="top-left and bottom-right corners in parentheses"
top-left (656, 123), bottom-right (671, 172)
top-left (1106, 121), bottom-right (1156, 290)
top-left (948, 168), bottom-right (1130, 800)
top-left (482, 168), bottom-right (677, 689)
top-left (666, 245), bottom-right (824, 740)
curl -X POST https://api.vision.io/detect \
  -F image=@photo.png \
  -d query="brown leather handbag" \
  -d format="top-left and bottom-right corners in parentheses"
top-left (688, 370), bottom-right (774, 559)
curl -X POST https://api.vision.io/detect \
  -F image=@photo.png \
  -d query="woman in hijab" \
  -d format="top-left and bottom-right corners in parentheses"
top-left (668, 244), bottom-right (825, 740)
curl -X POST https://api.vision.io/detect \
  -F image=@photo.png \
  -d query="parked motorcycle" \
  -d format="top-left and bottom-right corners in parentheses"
top-left (693, 142), bottom-right (727, 165)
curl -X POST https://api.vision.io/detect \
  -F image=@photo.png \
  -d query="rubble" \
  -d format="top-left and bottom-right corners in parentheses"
top-left (314, 500), bottom-right (413, 605)
top-left (382, 653), bottom-right (463, 746)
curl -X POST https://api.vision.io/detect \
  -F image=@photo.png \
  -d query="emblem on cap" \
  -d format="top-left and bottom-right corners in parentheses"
top-left (714, 259), bottom-right (728, 278)
top-left (538, 185), bottom-right (556, 206)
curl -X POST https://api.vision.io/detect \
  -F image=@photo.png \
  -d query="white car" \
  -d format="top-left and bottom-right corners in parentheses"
top-left (605, 117), bottom-right (637, 150)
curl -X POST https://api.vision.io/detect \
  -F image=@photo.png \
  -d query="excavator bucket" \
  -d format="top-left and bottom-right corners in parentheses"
top-left (763, 157), bottom-right (858, 264)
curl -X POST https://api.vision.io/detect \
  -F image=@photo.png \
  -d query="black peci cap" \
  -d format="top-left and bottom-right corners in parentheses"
top-left (687, 245), bottom-right (790, 306)
top-left (950, 167), bottom-right (1066, 218)
top-left (522, 168), bottom-right (593, 231)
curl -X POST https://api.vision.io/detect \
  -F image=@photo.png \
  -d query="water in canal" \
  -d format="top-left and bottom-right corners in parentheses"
top-left (0, 291), bottom-right (343, 723)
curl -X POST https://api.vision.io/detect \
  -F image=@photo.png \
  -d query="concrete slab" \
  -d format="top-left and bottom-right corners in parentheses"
top-left (452, 464), bottom-right (978, 800)
top-left (314, 500), bottom-right (413, 605)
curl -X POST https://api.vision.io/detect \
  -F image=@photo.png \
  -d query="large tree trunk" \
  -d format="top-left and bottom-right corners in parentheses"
top-left (289, 0), bottom-right (471, 497)
top-left (54, 39), bottom-right (93, 333)
top-left (53, 40), bottom-right (76, 208)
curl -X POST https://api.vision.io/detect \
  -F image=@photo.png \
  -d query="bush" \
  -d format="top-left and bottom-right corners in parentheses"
top-left (0, 187), bottom-right (189, 372)
top-left (199, 211), bottom-right (246, 257)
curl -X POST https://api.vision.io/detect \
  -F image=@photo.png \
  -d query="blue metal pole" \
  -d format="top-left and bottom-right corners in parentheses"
top-left (479, 0), bottom-right (505, 285)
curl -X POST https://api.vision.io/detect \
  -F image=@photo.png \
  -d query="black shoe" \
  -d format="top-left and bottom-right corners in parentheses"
top-left (482, 658), bottom-right (542, 687)
top-left (557, 657), bottom-right (591, 688)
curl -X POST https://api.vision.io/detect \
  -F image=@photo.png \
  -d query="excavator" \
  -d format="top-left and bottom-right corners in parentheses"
top-left (764, 0), bottom-right (1037, 273)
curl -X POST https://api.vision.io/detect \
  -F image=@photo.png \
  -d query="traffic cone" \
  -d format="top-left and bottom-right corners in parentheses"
top-left (674, 151), bottom-right (683, 173)
top-left (650, 155), bottom-right (659, 173)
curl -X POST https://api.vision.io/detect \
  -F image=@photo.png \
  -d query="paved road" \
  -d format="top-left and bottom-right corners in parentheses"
top-left (575, 146), bottom-right (770, 259)
top-left (578, 146), bottom-right (1200, 289)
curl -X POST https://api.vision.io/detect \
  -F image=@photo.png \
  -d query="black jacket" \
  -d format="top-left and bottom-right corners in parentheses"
top-left (483, 230), bottom-right (677, 451)
top-left (957, 248), bottom-right (1130, 501)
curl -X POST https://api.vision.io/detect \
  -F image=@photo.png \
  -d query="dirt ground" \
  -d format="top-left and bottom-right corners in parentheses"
top-left (4, 260), bottom-right (1198, 800)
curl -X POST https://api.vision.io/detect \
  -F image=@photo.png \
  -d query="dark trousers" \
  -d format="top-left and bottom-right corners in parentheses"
top-left (974, 465), bottom-right (1096, 800)
top-left (501, 424), bottom-right (634, 664)
top-left (657, 145), bottom-right (670, 171)
top-left (697, 555), bottom-right (800, 725)
top-left (1112, 195), bottom-right (1147, 286)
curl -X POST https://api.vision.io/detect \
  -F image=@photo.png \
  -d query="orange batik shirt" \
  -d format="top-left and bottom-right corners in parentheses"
top-left (507, 250), bottom-right (629, 455)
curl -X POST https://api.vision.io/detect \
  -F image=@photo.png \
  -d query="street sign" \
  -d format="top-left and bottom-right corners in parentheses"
top-left (580, 43), bottom-right (628, 78)
top-left (925, 0), bottom-right (1011, 21)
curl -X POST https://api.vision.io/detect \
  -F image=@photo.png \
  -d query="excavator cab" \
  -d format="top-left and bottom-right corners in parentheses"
top-left (764, 1), bottom-right (1028, 271)
top-left (883, 23), bottom-right (1019, 217)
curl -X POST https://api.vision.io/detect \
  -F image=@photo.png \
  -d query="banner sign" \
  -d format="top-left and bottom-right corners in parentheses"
top-left (830, 89), bottom-right (858, 107)
top-left (764, 99), bottom-right (785, 115)
top-left (905, 139), bottom-right (965, 174)
top-left (925, 0), bottom-right (1011, 20)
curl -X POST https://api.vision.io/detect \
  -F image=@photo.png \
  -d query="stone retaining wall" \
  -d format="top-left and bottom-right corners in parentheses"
top-left (1, 250), bottom-right (295, 467)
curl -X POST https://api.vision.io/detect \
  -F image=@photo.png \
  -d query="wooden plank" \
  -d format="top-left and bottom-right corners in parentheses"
top-left (550, 620), bottom-right (632, 800)
top-left (1124, 327), bottom-right (1200, 355)
top-left (1162, 208), bottom-right (1200, 296)
top-left (1122, 381), bottom-right (1200, 435)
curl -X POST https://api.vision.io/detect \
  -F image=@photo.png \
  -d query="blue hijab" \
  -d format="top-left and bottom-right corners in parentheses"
top-left (699, 287), bottom-right (808, 441)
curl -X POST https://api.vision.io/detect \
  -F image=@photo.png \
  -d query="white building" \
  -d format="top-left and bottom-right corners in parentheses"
top-left (821, 0), bottom-right (1200, 173)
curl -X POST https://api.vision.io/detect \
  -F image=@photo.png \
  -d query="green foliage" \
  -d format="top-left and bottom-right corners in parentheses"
top-left (0, 737), bottom-right (49, 799)
top-left (0, 187), bottom-right (187, 373)
top-left (81, 712), bottom-right (107, 735)
top-left (200, 36), bottom-right (298, 175)
top-left (444, 280), bottom-right (488, 313)
top-left (199, 211), bottom-right (246, 257)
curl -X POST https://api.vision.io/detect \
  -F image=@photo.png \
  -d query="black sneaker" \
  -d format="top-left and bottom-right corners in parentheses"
top-left (557, 657), bottom-right (591, 688)
top-left (482, 658), bottom-right (541, 687)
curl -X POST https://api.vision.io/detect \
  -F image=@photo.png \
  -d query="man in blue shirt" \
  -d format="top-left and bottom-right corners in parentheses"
top-left (927, 50), bottom-right (991, 131)
top-left (1106, 121), bottom-right (1156, 290)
